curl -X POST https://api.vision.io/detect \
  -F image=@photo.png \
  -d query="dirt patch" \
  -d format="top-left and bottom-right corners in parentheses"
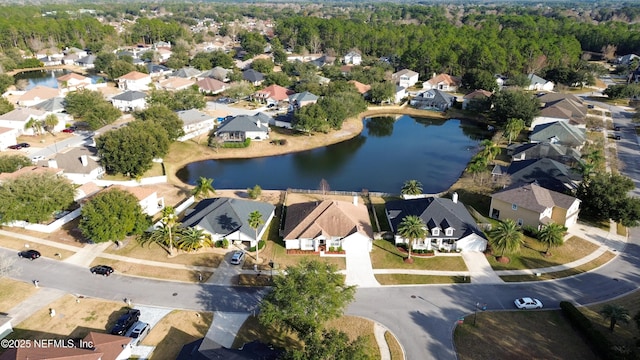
top-left (144, 310), bottom-right (213, 360)
top-left (0, 278), bottom-right (38, 311)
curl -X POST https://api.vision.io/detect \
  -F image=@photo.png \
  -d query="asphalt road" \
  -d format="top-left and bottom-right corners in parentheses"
top-left (5, 91), bottom-right (640, 359)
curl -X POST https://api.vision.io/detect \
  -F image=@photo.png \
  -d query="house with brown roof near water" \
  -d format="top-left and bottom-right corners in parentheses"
top-left (283, 198), bottom-right (373, 253)
top-left (422, 73), bottom-right (461, 92)
top-left (489, 182), bottom-right (581, 229)
top-left (57, 73), bottom-right (92, 92)
top-left (348, 80), bottom-right (371, 96)
top-left (17, 86), bottom-right (60, 107)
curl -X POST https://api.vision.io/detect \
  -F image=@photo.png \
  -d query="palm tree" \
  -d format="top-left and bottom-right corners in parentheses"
top-left (43, 114), bottom-right (59, 134)
top-left (25, 117), bottom-right (43, 136)
top-left (248, 210), bottom-right (265, 262)
top-left (401, 180), bottom-right (423, 196)
top-left (397, 215), bottom-right (426, 260)
top-left (479, 139), bottom-right (501, 163)
top-left (176, 227), bottom-right (211, 252)
top-left (161, 206), bottom-right (177, 255)
top-left (600, 304), bottom-right (630, 332)
top-left (537, 222), bottom-right (566, 256)
top-left (489, 219), bottom-right (524, 262)
top-left (467, 156), bottom-right (488, 180)
top-left (192, 177), bottom-right (215, 199)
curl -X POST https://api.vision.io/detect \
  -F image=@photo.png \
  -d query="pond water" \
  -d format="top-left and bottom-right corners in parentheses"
top-left (176, 116), bottom-right (490, 194)
top-left (14, 69), bottom-right (104, 90)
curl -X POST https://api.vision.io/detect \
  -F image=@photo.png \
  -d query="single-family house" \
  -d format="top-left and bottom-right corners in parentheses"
top-left (57, 73), bottom-right (92, 92)
top-left (508, 142), bottom-right (581, 166)
top-left (310, 54), bottom-right (336, 68)
top-left (31, 97), bottom-right (66, 113)
top-left (74, 181), bottom-right (103, 201)
top-left (283, 198), bottom-right (373, 253)
top-left (394, 85), bottom-right (407, 104)
top-left (179, 338), bottom-right (283, 360)
top-left (156, 48), bottom-right (173, 62)
top-left (48, 146), bottom-right (104, 184)
top-left (253, 85), bottom-right (294, 105)
top-left (273, 113), bottom-right (294, 129)
top-left (17, 86), bottom-right (60, 107)
top-left (76, 55), bottom-right (96, 69)
top-left (200, 67), bottom-right (231, 82)
top-left (110, 185), bottom-right (164, 217)
top-left (615, 54), bottom-right (640, 65)
top-left (343, 50), bottom-right (362, 65)
top-left (410, 89), bottom-right (456, 111)
top-left (116, 71), bottom-right (152, 91)
top-left (530, 121), bottom-right (586, 149)
top-left (242, 69), bottom-right (264, 86)
top-left (214, 114), bottom-right (270, 141)
top-left (146, 63), bottom-right (172, 78)
top-left (37, 55), bottom-right (62, 67)
top-left (158, 77), bottom-right (196, 91)
top-left (532, 93), bottom-right (587, 128)
top-left (392, 69), bottom-right (420, 88)
top-left (385, 194), bottom-right (488, 252)
top-left (177, 109), bottom-right (216, 141)
top-left (349, 80), bottom-right (371, 96)
top-left (180, 197), bottom-right (275, 247)
top-left (422, 73), bottom-right (461, 92)
top-left (526, 74), bottom-right (554, 92)
top-left (490, 183), bottom-right (581, 228)
top-left (111, 91), bottom-right (147, 112)
top-left (0, 127), bottom-right (18, 151)
top-left (288, 91), bottom-right (318, 110)
top-left (462, 89), bottom-right (492, 110)
top-left (0, 166), bottom-right (63, 183)
top-left (197, 78), bottom-right (228, 95)
top-left (493, 158), bottom-right (582, 194)
top-left (0, 315), bottom-right (12, 339)
top-left (0, 331), bottom-right (132, 360)
top-left (0, 108), bottom-right (48, 135)
top-left (63, 47), bottom-right (88, 58)
top-left (172, 67), bottom-right (202, 79)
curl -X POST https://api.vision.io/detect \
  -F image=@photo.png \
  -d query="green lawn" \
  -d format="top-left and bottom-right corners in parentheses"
top-left (487, 236), bottom-right (599, 271)
top-left (375, 274), bottom-right (469, 285)
top-left (499, 251), bottom-right (615, 282)
top-left (371, 240), bottom-right (467, 271)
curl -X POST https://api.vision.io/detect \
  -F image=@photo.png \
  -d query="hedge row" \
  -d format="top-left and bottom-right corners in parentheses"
top-left (222, 138), bottom-right (252, 148)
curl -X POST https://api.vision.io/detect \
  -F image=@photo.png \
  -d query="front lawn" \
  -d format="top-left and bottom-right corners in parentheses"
top-left (90, 257), bottom-right (211, 283)
top-left (0, 278), bottom-right (38, 311)
top-left (103, 237), bottom-right (224, 268)
top-left (499, 251), bottom-right (615, 282)
top-left (371, 240), bottom-right (467, 271)
top-left (0, 235), bottom-right (76, 260)
top-left (145, 310), bottom-right (213, 360)
top-left (375, 274), bottom-right (469, 285)
top-left (487, 236), bottom-right (599, 271)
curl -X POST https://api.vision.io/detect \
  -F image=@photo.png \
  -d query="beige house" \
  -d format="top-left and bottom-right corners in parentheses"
top-left (17, 86), bottom-right (60, 107)
top-left (57, 73), bottom-right (92, 92)
top-left (489, 183), bottom-right (581, 228)
top-left (116, 71), bottom-right (152, 91)
top-left (110, 185), bottom-right (164, 216)
top-left (283, 198), bottom-right (373, 253)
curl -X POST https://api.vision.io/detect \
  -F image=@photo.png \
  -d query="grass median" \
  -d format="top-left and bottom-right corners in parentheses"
top-left (90, 257), bottom-right (212, 283)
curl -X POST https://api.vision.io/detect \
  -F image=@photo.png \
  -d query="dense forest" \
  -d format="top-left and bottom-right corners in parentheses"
top-left (0, 2), bottom-right (639, 78)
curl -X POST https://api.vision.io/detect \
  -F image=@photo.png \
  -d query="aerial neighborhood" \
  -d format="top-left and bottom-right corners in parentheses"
top-left (0, 2), bottom-right (640, 360)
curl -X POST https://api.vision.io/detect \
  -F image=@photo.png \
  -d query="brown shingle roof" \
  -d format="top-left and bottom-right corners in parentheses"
top-left (0, 166), bottom-right (63, 182)
top-left (84, 332), bottom-right (131, 360)
top-left (57, 73), bottom-right (89, 82)
top-left (0, 347), bottom-right (103, 360)
top-left (283, 200), bottom-right (373, 240)
top-left (491, 183), bottom-right (579, 213)
top-left (348, 80), bottom-right (371, 94)
top-left (109, 185), bottom-right (156, 201)
top-left (254, 85), bottom-right (294, 101)
top-left (17, 86), bottom-right (60, 102)
top-left (117, 71), bottom-right (150, 81)
top-left (425, 73), bottom-right (460, 86)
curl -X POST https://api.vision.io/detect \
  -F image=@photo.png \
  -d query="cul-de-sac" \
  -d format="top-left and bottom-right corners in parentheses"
top-left (1, 1), bottom-right (640, 359)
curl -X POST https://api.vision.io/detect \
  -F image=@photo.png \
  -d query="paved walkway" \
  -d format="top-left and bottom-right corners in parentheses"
top-left (461, 252), bottom-right (504, 284)
top-left (6, 287), bottom-right (66, 325)
top-left (207, 311), bottom-right (252, 348)
top-left (63, 242), bottom-right (112, 267)
top-left (373, 322), bottom-right (392, 360)
top-left (344, 249), bottom-right (380, 288)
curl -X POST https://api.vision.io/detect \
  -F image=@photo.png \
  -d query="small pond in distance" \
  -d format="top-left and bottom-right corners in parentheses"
top-left (176, 115), bottom-right (490, 194)
top-left (14, 69), bottom-right (104, 90)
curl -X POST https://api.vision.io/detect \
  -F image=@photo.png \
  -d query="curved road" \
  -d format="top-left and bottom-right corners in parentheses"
top-left (5, 98), bottom-right (640, 360)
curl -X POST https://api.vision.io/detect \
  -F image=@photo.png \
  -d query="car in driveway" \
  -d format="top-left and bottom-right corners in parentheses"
top-left (90, 265), bottom-right (114, 276)
top-left (18, 250), bottom-right (41, 260)
top-left (62, 127), bottom-right (75, 133)
top-left (230, 251), bottom-right (245, 265)
top-left (17, 142), bottom-right (29, 148)
top-left (110, 309), bottom-right (140, 335)
top-left (514, 297), bottom-right (543, 309)
top-left (125, 321), bottom-right (150, 346)
top-left (31, 155), bottom-right (45, 162)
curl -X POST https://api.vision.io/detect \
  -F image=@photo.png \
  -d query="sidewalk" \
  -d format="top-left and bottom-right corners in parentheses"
top-left (63, 242), bottom-right (112, 267)
top-left (6, 287), bottom-right (66, 325)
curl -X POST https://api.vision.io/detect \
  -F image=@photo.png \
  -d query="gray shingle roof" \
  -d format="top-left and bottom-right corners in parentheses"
top-left (530, 121), bottom-right (586, 147)
top-left (505, 158), bottom-right (581, 193)
top-left (242, 69), bottom-right (264, 82)
top-left (288, 91), bottom-right (318, 103)
top-left (172, 67), bottom-right (202, 78)
top-left (180, 197), bottom-right (275, 238)
top-left (176, 109), bottom-right (213, 126)
top-left (385, 197), bottom-right (484, 239)
top-left (510, 142), bottom-right (581, 165)
top-left (111, 91), bottom-right (147, 102)
top-left (31, 97), bottom-right (66, 112)
top-left (215, 114), bottom-right (270, 133)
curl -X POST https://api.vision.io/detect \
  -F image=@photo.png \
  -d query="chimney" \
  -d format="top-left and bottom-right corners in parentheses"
top-left (432, 72), bottom-right (436, 78)
top-left (353, 195), bottom-right (358, 206)
top-left (80, 155), bottom-right (88, 167)
top-left (48, 159), bottom-right (58, 169)
top-left (452, 192), bottom-right (458, 204)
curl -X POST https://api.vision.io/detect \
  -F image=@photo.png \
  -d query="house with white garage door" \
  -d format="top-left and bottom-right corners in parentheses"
top-left (282, 198), bottom-right (373, 254)
top-left (386, 194), bottom-right (487, 252)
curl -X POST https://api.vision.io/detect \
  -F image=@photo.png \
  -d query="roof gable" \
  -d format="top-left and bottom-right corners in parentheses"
top-left (283, 200), bottom-right (373, 240)
top-left (181, 197), bottom-right (275, 237)
top-left (492, 183), bottom-right (579, 213)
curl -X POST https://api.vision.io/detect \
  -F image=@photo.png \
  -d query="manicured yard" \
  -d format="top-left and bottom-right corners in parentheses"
top-left (145, 310), bottom-right (213, 360)
top-left (375, 274), bottom-right (469, 285)
top-left (454, 310), bottom-right (598, 360)
top-left (103, 237), bottom-right (224, 268)
top-left (371, 240), bottom-right (467, 271)
top-left (0, 278), bottom-right (38, 312)
top-left (385, 331), bottom-right (403, 360)
top-left (499, 251), bottom-right (615, 282)
top-left (89, 257), bottom-right (211, 283)
top-left (487, 236), bottom-right (599, 271)
top-left (584, 289), bottom-right (640, 353)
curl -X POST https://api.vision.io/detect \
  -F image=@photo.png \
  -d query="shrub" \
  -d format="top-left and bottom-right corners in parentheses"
top-left (248, 240), bottom-right (266, 252)
top-left (560, 301), bottom-right (612, 359)
top-left (329, 246), bottom-right (335, 252)
top-left (247, 184), bottom-right (262, 199)
top-left (338, 246), bottom-right (343, 252)
top-left (279, 139), bottom-right (287, 145)
top-left (222, 138), bottom-right (251, 148)
top-left (214, 240), bottom-right (223, 248)
top-left (522, 225), bottom-right (539, 238)
top-left (222, 238), bottom-right (229, 249)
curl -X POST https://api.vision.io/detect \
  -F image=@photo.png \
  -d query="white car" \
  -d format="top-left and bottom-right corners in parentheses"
top-left (514, 297), bottom-right (543, 309)
top-left (230, 251), bottom-right (245, 265)
top-left (31, 155), bottom-right (45, 162)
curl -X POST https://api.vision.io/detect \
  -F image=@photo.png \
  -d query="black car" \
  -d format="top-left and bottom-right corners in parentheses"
top-left (8, 144), bottom-right (22, 150)
top-left (18, 142), bottom-right (30, 148)
top-left (110, 309), bottom-right (141, 335)
top-left (90, 265), bottom-right (114, 276)
top-left (18, 250), bottom-right (41, 260)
